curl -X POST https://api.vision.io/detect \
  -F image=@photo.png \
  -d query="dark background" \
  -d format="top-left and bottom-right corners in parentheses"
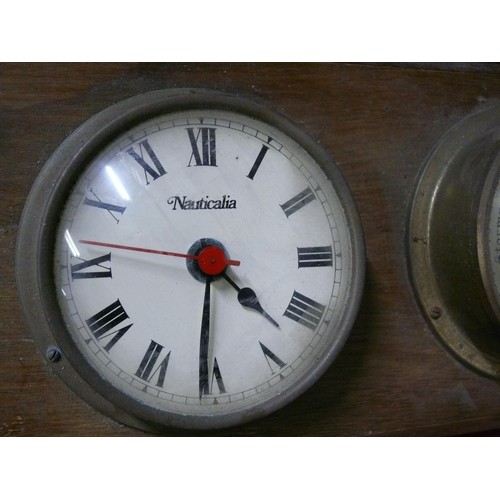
top-left (2, 62), bottom-right (500, 436)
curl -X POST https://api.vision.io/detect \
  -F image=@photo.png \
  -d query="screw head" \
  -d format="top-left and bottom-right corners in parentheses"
top-left (46, 346), bottom-right (62, 363)
top-left (429, 306), bottom-right (443, 320)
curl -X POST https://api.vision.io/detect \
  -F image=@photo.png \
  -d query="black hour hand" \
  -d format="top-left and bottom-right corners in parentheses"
top-left (224, 274), bottom-right (279, 328)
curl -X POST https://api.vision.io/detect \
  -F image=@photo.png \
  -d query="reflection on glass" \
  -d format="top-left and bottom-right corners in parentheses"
top-left (64, 229), bottom-right (80, 257)
top-left (105, 165), bottom-right (130, 201)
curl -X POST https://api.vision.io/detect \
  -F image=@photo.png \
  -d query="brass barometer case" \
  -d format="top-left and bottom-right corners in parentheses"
top-left (408, 102), bottom-right (500, 377)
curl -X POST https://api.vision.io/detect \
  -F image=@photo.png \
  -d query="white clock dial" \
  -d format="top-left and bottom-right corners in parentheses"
top-left (482, 166), bottom-right (500, 318)
top-left (487, 180), bottom-right (500, 295)
top-left (18, 90), bottom-right (364, 430)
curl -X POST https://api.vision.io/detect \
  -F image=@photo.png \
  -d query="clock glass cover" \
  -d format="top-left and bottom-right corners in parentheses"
top-left (18, 90), bottom-right (365, 430)
top-left (480, 161), bottom-right (500, 319)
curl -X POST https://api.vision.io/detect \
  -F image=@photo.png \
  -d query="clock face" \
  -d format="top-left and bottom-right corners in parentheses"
top-left (482, 165), bottom-right (500, 318)
top-left (19, 90), bottom-right (364, 430)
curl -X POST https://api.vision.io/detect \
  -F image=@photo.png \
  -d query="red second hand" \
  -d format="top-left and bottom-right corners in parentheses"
top-left (79, 240), bottom-right (241, 267)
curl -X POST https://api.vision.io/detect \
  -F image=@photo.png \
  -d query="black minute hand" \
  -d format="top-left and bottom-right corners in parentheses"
top-left (199, 277), bottom-right (212, 399)
top-left (223, 273), bottom-right (280, 328)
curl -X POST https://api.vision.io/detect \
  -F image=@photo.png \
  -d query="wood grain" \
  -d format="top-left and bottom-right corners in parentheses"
top-left (2, 62), bottom-right (500, 436)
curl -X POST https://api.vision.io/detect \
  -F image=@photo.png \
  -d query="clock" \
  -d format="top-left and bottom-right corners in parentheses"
top-left (16, 89), bottom-right (365, 431)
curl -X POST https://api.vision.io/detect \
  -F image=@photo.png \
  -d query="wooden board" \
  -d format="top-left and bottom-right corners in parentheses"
top-left (2, 62), bottom-right (500, 436)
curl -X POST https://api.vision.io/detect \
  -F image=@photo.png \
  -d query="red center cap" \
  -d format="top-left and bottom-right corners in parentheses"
top-left (197, 245), bottom-right (228, 276)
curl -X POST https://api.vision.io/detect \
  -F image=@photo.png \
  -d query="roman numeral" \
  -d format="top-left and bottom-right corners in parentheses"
top-left (280, 187), bottom-right (316, 217)
top-left (135, 340), bottom-right (171, 388)
top-left (187, 127), bottom-right (217, 166)
top-left (84, 198), bottom-right (126, 215)
top-left (127, 139), bottom-right (167, 184)
top-left (84, 189), bottom-right (126, 223)
top-left (247, 144), bottom-right (270, 180)
top-left (283, 291), bottom-right (325, 330)
top-left (259, 342), bottom-right (286, 373)
top-left (71, 253), bottom-right (112, 280)
top-left (297, 246), bottom-right (333, 268)
top-left (199, 358), bottom-right (226, 398)
top-left (211, 357), bottom-right (226, 394)
top-left (85, 299), bottom-right (132, 352)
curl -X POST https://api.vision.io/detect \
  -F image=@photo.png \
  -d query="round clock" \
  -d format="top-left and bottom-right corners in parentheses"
top-left (16, 89), bottom-right (365, 431)
top-left (408, 102), bottom-right (500, 378)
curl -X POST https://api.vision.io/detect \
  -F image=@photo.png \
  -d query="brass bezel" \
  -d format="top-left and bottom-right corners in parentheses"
top-left (408, 102), bottom-right (500, 378)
